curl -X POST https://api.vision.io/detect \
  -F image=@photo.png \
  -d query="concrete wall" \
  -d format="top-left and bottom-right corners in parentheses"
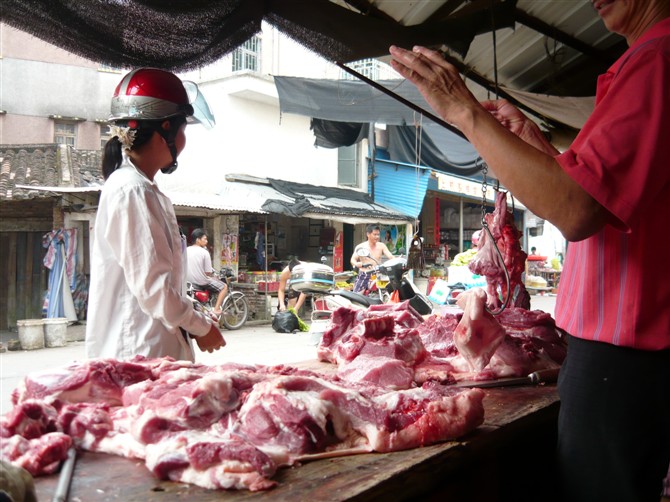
top-left (0, 23), bottom-right (121, 150)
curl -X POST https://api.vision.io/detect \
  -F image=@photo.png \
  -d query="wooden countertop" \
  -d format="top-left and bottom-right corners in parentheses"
top-left (35, 364), bottom-right (560, 501)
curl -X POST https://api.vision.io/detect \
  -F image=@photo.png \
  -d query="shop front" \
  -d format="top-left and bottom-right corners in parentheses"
top-left (180, 176), bottom-right (413, 321)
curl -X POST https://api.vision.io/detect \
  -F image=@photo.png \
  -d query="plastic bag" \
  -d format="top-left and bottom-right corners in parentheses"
top-left (272, 310), bottom-right (300, 333)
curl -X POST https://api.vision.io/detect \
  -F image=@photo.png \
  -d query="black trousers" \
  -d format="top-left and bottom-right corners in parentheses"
top-left (557, 335), bottom-right (670, 502)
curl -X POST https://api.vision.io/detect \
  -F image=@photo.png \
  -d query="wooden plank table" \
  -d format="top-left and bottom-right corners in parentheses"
top-left (35, 363), bottom-right (560, 501)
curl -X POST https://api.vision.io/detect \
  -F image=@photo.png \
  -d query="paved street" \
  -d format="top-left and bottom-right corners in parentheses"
top-left (0, 294), bottom-right (556, 416)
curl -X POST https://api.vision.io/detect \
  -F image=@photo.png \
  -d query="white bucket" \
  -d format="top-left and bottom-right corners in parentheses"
top-left (43, 318), bottom-right (68, 347)
top-left (17, 319), bottom-right (45, 350)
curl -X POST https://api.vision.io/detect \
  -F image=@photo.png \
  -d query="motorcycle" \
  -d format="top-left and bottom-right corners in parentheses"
top-left (310, 251), bottom-right (433, 315)
top-left (356, 249), bottom-right (434, 315)
top-left (186, 268), bottom-right (249, 330)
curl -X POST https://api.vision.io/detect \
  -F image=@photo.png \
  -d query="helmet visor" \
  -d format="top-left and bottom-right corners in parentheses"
top-left (183, 81), bottom-right (215, 129)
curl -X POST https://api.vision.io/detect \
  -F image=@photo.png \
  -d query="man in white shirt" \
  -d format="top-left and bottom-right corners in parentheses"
top-left (187, 229), bottom-right (228, 315)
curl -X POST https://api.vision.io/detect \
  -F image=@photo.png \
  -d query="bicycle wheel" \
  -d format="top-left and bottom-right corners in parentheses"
top-left (220, 292), bottom-right (249, 330)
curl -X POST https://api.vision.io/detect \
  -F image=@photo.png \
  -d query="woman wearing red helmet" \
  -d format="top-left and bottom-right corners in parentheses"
top-left (86, 68), bottom-right (224, 362)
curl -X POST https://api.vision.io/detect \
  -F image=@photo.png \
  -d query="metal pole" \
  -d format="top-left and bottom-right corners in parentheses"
top-left (264, 216), bottom-right (269, 318)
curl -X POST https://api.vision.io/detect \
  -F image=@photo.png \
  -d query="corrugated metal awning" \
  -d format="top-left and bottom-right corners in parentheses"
top-left (368, 161), bottom-right (431, 220)
top-left (226, 176), bottom-right (413, 225)
top-left (16, 178), bottom-right (413, 225)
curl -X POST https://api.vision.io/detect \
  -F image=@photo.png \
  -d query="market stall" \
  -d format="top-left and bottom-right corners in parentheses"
top-left (34, 375), bottom-right (558, 501)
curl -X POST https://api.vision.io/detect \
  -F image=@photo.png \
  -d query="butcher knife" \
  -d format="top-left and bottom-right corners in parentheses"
top-left (453, 367), bottom-right (560, 388)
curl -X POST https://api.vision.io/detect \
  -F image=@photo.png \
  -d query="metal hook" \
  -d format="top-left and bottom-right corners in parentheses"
top-left (482, 224), bottom-right (511, 316)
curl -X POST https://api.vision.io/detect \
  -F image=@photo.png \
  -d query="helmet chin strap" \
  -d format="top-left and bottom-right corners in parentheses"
top-left (155, 124), bottom-right (180, 174)
top-left (160, 141), bottom-right (179, 174)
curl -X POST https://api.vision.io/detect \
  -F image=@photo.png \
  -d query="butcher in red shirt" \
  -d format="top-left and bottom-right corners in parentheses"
top-left (389, 0), bottom-right (670, 500)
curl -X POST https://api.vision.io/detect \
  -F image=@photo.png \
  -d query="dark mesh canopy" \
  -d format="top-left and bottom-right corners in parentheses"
top-left (0, 0), bottom-right (516, 71)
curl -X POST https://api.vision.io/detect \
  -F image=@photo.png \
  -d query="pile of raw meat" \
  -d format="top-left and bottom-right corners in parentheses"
top-left (318, 296), bottom-right (566, 389)
top-left (1, 357), bottom-right (485, 491)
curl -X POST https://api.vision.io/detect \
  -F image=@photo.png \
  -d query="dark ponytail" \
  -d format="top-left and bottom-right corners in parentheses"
top-left (102, 137), bottom-right (123, 180)
top-left (101, 121), bottom-right (164, 180)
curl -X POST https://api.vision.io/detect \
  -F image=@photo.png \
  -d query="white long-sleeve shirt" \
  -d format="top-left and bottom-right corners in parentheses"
top-left (86, 158), bottom-right (212, 361)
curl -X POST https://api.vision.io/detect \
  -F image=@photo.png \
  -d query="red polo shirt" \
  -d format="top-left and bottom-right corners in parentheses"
top-left (554, 18), bottom-right (670, 350)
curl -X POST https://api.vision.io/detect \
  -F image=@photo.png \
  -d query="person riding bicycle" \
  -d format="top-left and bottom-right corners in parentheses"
top-left (187, 228), bottom-right (228, 316)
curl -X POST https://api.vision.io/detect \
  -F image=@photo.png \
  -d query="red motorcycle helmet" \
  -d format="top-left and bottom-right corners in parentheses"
top-left (110, 68), bottom-right (215, 128)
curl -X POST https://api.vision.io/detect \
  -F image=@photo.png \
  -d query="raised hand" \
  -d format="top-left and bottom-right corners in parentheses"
top-left (389, 45), bottom-right (479, 129)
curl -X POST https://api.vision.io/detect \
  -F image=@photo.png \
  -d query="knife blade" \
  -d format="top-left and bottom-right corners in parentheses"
top-left (453, 367), bottom-right (560, 388)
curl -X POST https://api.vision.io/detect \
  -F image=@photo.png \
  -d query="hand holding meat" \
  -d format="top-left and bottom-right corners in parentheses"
top-left (389, 45), bottom-right (480, 130)
top-left (196, 324), bottom-right (226, 353)
top-left (481, 99), bottom-right (557, 155)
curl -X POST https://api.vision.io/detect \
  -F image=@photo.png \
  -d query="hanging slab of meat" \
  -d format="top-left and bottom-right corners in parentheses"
top-left (453, 288), bottom-right (507, 372)
top-left (1, 356), bottom-right (485, 492)
top-left (469, 192), bottom-right (531, 310)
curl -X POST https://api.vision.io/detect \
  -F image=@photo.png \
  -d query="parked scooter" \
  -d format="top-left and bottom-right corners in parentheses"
top-left (186, 268), bottom-right (249, 330)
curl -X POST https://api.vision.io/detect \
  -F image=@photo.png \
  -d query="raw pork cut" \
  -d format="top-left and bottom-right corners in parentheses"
top-left (469, 192), bottom-right (530, 310)
top-left (318, 301), bottom-right (566, 386)
top-left (233, 374), bottom-right (484, 455)
top-left (145, 434), bottom-right (278, 491)
top-left (453, 288), bottom-right (507, 372)
top-left (318, 301), bottom-right (427, 388)
top-left (0, 432), bottom-right (72, 476)
top-left (338, 355), bottom-right (415, 390)
top-left (11, 358), bottom-right (154, 407)
top-left (1, 356), bottom-right (486, 492)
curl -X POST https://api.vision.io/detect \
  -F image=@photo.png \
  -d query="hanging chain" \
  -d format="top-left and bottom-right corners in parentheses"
top-left (480, 161), bottom-right (489, 227)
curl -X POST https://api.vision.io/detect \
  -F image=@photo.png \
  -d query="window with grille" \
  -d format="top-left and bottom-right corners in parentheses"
top-left (232, 35), bottom-right (261, 72)
top-left (100, 124), bottom-right (112, 149)
top-left (338, 144), bottom-right (359, 187)
top-left (341, 58), bottom-right (380, 81)
top-left (55, 121), bottom-right (77, 146)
